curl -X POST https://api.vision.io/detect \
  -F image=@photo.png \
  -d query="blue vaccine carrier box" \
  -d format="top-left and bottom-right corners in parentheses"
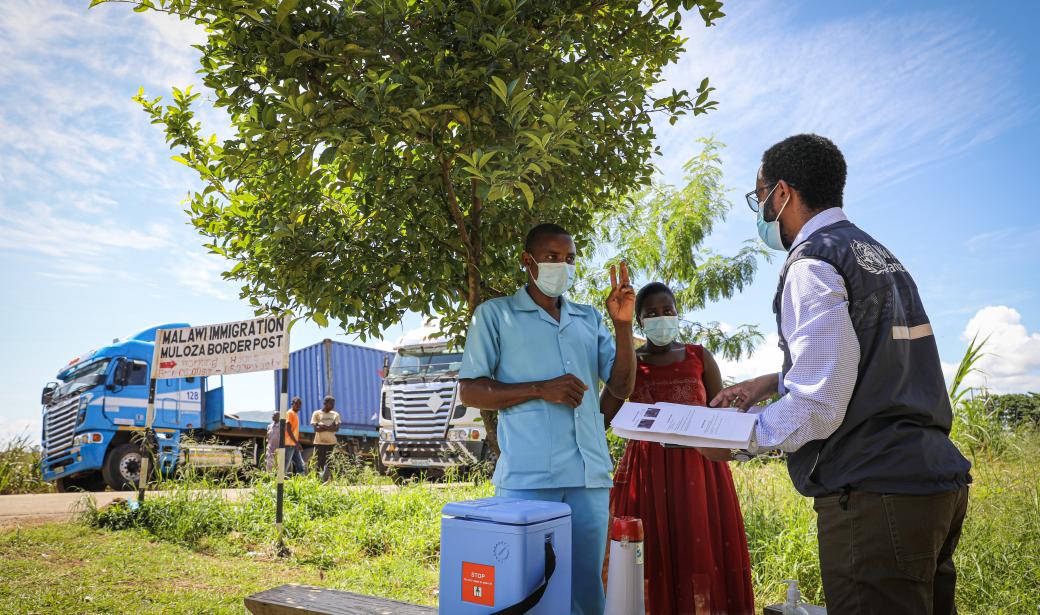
top-left (439, 497), bottom-right (571, 614)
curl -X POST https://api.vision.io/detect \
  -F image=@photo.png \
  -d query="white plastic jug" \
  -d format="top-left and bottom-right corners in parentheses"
top-left (604, 516), bottom-right (645, 615)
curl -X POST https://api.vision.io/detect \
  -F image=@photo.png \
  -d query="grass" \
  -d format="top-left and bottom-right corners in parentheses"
top-left (0, 434), bottom-right (53, 495)
top-left (0, 522), bottom-right (312, 614)
top-left (1, 431), bottom-right (1033, 613)
top-left (732, 431), bottom-right (1040, 610)
top-left (74, 475), bottom-right (495, 607)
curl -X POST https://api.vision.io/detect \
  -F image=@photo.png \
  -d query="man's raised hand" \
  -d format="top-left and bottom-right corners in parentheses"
top-left (606, 261), bottom-right (635, 324)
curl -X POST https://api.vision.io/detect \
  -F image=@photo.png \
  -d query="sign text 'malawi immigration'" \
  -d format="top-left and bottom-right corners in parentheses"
top-left (154, 315), bottom-right (290, 379)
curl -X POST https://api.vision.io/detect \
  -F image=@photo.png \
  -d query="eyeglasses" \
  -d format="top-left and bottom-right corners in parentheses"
top-left (744, 182), bottom-right (777, 213)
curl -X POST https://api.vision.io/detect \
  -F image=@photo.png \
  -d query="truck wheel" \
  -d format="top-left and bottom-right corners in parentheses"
top-left (55, 472), bottom-right (106, 493)
top-left (102, 443), bottom-right (145, 491)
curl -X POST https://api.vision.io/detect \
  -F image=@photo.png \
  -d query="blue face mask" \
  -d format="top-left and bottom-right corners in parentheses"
top-left (642, 316), bottom-right (680, 346)
top-left (756, 183), bottom-right (791, 251)
top-left (532, 261), bottom-right (576, 297)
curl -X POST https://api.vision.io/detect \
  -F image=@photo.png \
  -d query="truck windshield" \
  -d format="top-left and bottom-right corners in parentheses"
top-left (388, 353), bottom-right (463, 378)
top-left (55, 359), bottom-right (110, 400)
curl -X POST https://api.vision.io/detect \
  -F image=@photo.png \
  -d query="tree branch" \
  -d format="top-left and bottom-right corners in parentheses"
top-left (440, 155), bottom-right (473, 257)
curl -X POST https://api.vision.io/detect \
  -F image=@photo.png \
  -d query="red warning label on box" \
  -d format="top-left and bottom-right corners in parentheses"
top-left (461, 561), bottom-right (495, 606)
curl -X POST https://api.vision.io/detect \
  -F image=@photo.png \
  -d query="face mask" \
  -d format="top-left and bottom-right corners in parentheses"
top-left (642, 315), bottom-right (680, 346)
top-left (531, 261), bottom-right (576, 297)
top-left (756, 183), bottom-right (791, 251)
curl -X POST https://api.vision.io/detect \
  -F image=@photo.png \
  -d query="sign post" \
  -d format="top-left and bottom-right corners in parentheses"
top-left (136, 340), bottom-right (162, 503)
top-left (276, 360), bottom-right (289, 556)
top-left (136, 315), bottom-right (291, 538)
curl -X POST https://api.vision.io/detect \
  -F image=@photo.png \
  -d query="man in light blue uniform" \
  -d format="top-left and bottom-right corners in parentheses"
top-left (459, 223), bottom-right (636, 615)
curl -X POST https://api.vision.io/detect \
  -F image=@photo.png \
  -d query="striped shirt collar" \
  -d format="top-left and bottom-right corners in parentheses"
top-left (788, 207), bottom-right (848, 252)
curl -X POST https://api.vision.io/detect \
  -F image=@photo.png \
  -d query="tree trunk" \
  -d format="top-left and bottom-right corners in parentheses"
top-left (443, 155), bottom-right (500, 465)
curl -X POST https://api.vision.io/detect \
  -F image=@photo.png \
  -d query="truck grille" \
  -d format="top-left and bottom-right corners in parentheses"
top-left (44, 397), bottom-right (80, 459)
top-left (390, 382), bottom-right (456, 440)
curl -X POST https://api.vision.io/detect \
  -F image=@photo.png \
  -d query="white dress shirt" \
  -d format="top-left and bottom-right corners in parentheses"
top-left (748, 207), bottom-right (861, 454)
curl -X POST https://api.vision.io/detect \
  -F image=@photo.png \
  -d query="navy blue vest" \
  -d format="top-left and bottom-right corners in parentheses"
top-left (774, 217), bottom-right (971, 496)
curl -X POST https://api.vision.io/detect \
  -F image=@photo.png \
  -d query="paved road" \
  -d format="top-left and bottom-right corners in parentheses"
top-left (0, 483), bottom-right (469, 527)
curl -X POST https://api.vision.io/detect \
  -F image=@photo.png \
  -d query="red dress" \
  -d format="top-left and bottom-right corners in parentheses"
top-left (609, 345), bottom-right (755, 615)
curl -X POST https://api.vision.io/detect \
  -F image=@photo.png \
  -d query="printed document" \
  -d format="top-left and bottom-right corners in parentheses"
top-left (610, 401), bottom-right (758, 449)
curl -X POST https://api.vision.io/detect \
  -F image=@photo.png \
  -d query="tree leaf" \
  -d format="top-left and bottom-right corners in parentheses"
top-left (284, 49), bottom-right (310, 66)
top-left (241, 9), bottom-right (264, 23)
top-left (275, 0), bottom-right (299, 27)
top-left (516, 182), bottom-right (534, 208)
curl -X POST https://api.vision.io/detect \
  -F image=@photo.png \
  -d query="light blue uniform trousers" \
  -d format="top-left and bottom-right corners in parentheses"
top-left (496, 486), bottom-right (610, 615)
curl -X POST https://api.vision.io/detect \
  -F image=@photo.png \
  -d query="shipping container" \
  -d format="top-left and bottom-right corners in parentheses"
top-left (274, 339), bottom-right (392, 436)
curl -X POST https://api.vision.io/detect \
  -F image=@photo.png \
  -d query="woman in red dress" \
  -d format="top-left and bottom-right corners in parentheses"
top-left (601, 282), bottom-right (755, 615)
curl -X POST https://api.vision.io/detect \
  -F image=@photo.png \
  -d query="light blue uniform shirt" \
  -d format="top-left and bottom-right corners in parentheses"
top-left (460, 286), bottom-right (617, 490)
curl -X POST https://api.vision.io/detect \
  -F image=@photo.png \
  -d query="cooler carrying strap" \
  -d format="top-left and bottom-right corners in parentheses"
top-left (490, 536), bottom-right (557, 615)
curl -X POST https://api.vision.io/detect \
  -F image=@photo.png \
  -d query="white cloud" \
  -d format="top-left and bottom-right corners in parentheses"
top-left (0, 2), bottom-right (231, 294)
top-left (0, 2), bottom-right (200, 189)
top-left (62, 191), bottom-right (121, 215)
top-left (658, 1), bottom-right (1023, 191)
top-left (165, 247), bottom-right (237, 301)
top-left (716, 333), bottom-right (784, 384)
top-left (964, 224), bottom-right (1040, 257)
top-left (944, 306), bottom-right (1040, 393)
top-left (0, 201), bottom-right (172, 260)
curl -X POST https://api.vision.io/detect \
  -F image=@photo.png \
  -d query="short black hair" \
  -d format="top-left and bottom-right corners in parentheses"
top-left (635, 282), bottom-right (675, 324)
top-left (524, 223), bottom-right (571, 253)
top-left (323, 395), bottom-right (335, 404)
top-left (761, 134), bottom-right (847, 211)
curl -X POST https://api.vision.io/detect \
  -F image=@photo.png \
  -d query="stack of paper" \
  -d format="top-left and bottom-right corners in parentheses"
top-left (610, 402), bottom-right (758, 449)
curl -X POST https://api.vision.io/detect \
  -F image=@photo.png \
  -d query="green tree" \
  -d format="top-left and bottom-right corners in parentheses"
top-left (573, 138), bottom-right (768, 361)
top-left (97, 0), bottom-right (726, 454)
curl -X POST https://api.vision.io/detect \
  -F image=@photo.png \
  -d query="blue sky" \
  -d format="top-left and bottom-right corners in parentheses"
top-left (1, 0), bottom-right (1038, 443)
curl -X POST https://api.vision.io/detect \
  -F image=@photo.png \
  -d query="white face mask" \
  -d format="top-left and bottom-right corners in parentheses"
top-left (531, 261), bottom-right (576, 297)
top-left (756, 183), bottom-right (791, 252)
top-left (642, 315), bottom-right (680, 346)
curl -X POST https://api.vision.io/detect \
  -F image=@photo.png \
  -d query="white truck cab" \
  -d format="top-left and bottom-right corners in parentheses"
top-left (376, 318), bottom-right (487, 473)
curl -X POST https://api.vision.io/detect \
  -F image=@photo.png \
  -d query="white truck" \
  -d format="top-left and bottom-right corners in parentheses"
top-left (376, 318), bottom-right (489, 474)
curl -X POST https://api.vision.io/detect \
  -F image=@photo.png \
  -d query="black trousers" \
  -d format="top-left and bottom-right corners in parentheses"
top-left (814, 487), bottom-right (969, 615)
top-left (314, 444), bottom-right (333, 482)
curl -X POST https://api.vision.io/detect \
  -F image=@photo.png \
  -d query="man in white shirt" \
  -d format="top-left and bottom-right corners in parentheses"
top-left (310, 395), bottom-right (340, 482)
top-left (708, 134), bottom-right (971, 614)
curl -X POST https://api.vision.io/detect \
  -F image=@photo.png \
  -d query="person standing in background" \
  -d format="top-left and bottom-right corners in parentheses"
top-left (311, 395), bottom-right (341, 482)
top-left (285, 396), bottom-right (306, 475)
top-left (265, 410), bottom-right (280, 472)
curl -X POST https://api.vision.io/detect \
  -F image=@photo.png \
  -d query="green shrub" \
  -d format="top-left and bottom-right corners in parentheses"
top-left (951, 396), bottom-right (1016, 461)
top-left (0, 434), bottom-right (52, 495)
top-left (984, 392), bottom-right (1040, 428)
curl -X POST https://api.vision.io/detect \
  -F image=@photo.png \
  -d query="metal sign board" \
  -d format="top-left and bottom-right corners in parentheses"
top-left (154, 315), bottom-right (290, 379)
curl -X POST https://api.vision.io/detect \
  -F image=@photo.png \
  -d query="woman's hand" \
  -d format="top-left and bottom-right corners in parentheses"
top-left (710, 373), bottom-right (779, 411)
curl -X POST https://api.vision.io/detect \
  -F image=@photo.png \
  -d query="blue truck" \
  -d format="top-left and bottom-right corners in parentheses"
top-left (40, 324), bottom-right (391, 492)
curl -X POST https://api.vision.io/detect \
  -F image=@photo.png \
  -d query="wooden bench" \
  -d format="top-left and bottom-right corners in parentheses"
top-left (244, 584), bottom-right (436, 615)
top-left (245, 584), bottom-right (826, 615)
